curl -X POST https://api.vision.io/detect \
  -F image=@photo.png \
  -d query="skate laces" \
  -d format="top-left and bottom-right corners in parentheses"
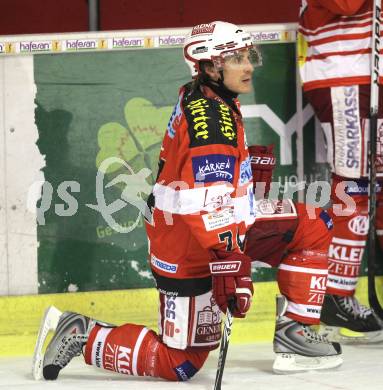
top-left (54, 334), bottom-right (88, 368)
top-left (338, 296), bottom-right (372, 319)
top-left (302, 324), bottom-right (330, 344)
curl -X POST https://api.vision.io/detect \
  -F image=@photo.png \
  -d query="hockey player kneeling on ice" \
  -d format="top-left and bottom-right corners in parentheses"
top-left (32, 21), bottom-right (261, 382)
top-left (298, 0), bottom-right (383, 344)
top-left (245, 145), bottom-right (342, 373)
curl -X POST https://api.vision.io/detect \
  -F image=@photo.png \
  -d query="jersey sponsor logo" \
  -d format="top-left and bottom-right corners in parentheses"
top-left (192, 154), bottom-right (235, 183)
top-left (164, 296), bottom-right (178, 338)
top-left (104, 343), bottom-right (133, 375)
top-left (184, 92), bottom-right (238, 147)
top-left (328, 244), bottom-right (364, 263)
top-left (319, 210), bottom-right (333, 230)
top-left (166, 97), bottom-right (182, 139)
top-left (218, 103), bottom-right (236, 141)
top-left (151, 255), bottom-right (178, 274)
top-left (306, 306), bottom-right (320, 315)
top-left (174, 360), bottom-right (199, 381)
top-left (202, 208), bottom-right (234, 231)
top-left (328, 259), bottom-right (360, 278)
top-left (344, 179), bottom-right (369, 196)
top-left (308, 275), bottom-right (326, 305)
top-left (344, 179), bottom-right (382, 195)
top-left (193, 295), bottom-right (221, 344)
top-left (333, 86), bottom-right (361, 174)
top-left (202, 187), bottom-right (233, 209)
top-left (327, 274), bottom-right (357, 288)
top-left (185, 98), bottom-right (211, 141)
top-left (255, 199), bottom-right (297, 218)
top-left (158, 288), bottom-right (179, 297)
top-left (255, 198), bottom-right (276, 215)
top-left (164, 320), bottom-right (175, 337)
top-left (95, 341), bottom-right (103, 368)
top-left (191, 23), bottom-right (216, 36)
top-left (195, 307), bottom-right (221, 342)
top-left (343, 86), bottom-right (360, 169)
top-left (239, 157), bottom-right (252, 184)
top-left (348, 215), bottom-right (369, 236)
top-left (310, 275), bottom-right (327, 291)
top-left (209, 261), bottom-right (241, 273)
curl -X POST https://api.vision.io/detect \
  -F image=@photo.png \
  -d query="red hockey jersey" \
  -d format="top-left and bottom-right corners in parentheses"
top-left (298, 0), bottom-right (383, 91)
top-left (145, 83), bottom-right (255, 281)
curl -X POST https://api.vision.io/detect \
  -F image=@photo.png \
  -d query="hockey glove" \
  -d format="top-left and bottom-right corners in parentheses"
top-left (248, 144), bottom-right (276, 198)
top-left (209, 250), bottom-right (253, 318)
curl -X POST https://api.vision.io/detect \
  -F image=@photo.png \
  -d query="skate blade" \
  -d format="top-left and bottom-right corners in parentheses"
top-left (273, 353), bottom-right (343, 374)
top-left (31, 306), bottom-right (63, 380)
top-left (319, 325), bottom-right (383, 344)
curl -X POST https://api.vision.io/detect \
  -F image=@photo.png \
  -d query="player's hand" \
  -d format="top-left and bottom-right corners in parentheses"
top-left (209, 250), bottom-right (253, 318)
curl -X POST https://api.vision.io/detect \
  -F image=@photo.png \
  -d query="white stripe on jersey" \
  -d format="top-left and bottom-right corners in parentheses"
top-left (132, 327), bottom-right (149, 376)
top-left (327, 275), bottom-right (358, 291)
top-left (304, 54), bottom-right (371, 81)
top-left (300, 11), bottom-right (372, 35)
top-left (299, 9), bottom-right (383, 87)
top-left (306, 36), bottom-right (370, 54)
top-left (332, 237), bottom-right (366, 246)
top-left (287, 302), bottom-right (322, 319)
top-left (91, 327), bottom-right (112, 368)
top-left (153, 182), bottom-right (234, 214)
top-left (279, 263), bottom-right (328, 275)
top-left (303, 24), bottom-right (372, 43)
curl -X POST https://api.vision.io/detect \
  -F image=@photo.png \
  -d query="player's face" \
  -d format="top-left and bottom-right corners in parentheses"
top-left (221, 49), bottom-right (254, 94)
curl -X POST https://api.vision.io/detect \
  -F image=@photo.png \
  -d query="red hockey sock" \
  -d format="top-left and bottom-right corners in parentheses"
top-left (84, 323), bottom-right (209, 381)
top-left (277, 250), bottom-right (328, 325)
top-left (327, 175), bottom-right (369, 296)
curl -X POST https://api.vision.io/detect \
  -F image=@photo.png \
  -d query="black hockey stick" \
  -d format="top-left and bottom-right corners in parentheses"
top-left (213, 299), bottom-right (235, 390)
top-left (368, 0), bottom-right (383, 319)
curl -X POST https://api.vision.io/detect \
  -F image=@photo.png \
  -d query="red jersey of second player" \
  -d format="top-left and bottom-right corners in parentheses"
top-left (298, 0), bottom-right (383, 91)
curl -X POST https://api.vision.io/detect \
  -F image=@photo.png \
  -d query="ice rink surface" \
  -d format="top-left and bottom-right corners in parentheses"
top-left (0, 342), bottom-right (382, 390)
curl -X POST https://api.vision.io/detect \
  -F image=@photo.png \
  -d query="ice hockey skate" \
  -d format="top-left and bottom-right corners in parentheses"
top-left (319, 294), bottom-right (383, 344)
top-left (272, 295), bottom-right (343, 374)
top-left (32, 306), bottom-right (95, 380)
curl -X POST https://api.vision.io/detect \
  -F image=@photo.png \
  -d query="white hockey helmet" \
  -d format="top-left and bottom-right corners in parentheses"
top-left (183, 21), bottom-right (261, 77)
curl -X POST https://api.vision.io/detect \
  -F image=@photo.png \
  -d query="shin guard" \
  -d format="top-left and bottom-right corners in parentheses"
top-left (84, 323), bottom-right (208, 381)
top-left (327, 176), bottom-right (368, 296)
top-left (277, 250), bottom-right (328, 325)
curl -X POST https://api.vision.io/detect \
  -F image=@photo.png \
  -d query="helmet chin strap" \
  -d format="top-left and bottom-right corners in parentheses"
top-left (198, 64), bottom-right (237, 98)
top-left (205, 70), bottom-right (228, 91)
top-left (218, 70), bottom-right (225, 84)
top-left (203, 72), bottom-right (238, 101)
top-left (217, 70), bottom-right (238, 98)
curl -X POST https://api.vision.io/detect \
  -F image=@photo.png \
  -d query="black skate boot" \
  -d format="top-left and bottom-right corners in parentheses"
top-left (273, 295), bottom-right (342, 374)
top-left (319, 294), bottom-right (383, 344)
